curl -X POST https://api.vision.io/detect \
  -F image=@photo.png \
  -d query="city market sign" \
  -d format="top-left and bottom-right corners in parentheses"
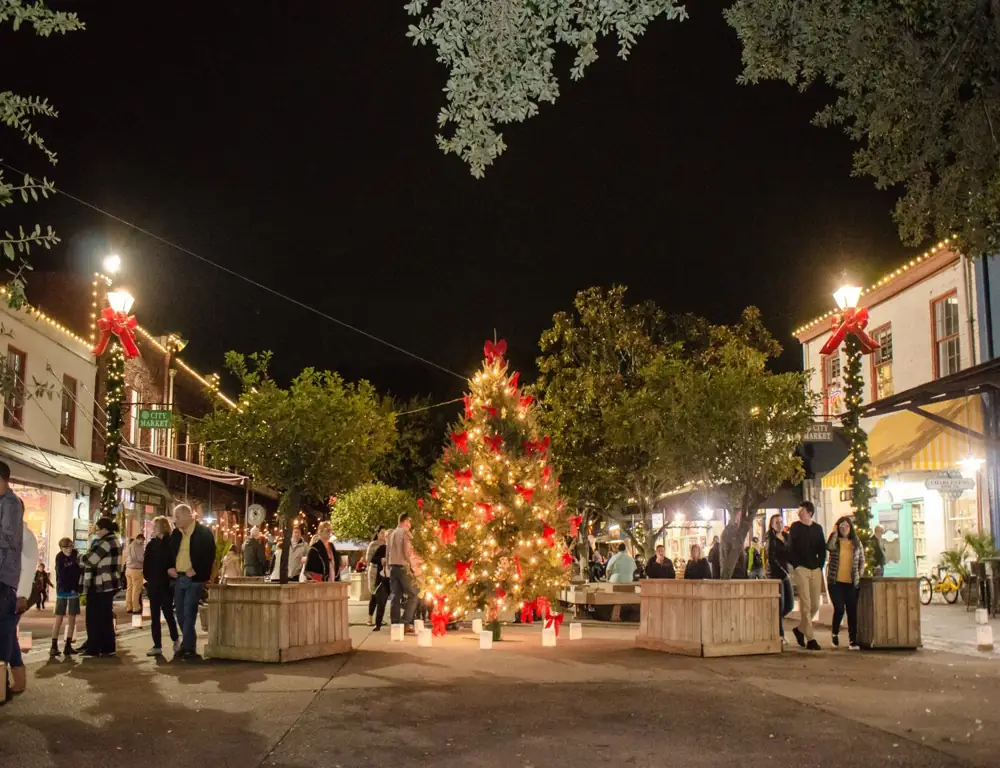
top-left (138, 409), bottom-right (172, 429)
top-left (803, 423), bottom-right (834, 442)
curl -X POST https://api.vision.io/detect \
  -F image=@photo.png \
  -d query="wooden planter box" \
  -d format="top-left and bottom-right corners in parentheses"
top-left (205, 581), bottom-right (351, 662)
top-left (635, 579), bottom-right (781, 657)
top-left (857, 577), bottom-right (921, 650)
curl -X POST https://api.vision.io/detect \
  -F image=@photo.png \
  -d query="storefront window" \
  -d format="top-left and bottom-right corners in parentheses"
top-left (946, 494), bottom-right (978, 551)
top-left (932, 294), bottom-right (961, 378)
top-left (871, 325), bottom-right (893, 400)
top-left (13, 483), bottom-right (51, 567)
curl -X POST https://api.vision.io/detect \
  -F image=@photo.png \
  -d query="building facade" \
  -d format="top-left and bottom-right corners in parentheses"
top-left (795, 241), bottom-right (987, 578)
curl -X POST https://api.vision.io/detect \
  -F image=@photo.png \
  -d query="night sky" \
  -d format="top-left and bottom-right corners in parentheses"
top-left (2, 1), bottom-right (911, 402)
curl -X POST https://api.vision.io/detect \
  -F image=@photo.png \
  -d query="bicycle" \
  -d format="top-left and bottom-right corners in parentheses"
top-left (918, 567), bottom-right (963, 605)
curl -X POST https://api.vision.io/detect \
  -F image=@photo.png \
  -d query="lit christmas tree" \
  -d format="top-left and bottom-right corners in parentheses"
top-left (413, 339), bottom-right (573, 638)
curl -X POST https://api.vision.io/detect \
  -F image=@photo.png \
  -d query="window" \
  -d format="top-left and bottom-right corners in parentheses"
top-left (932, 292), bottom-right (961, 378)
top-left (3, 346), bottom-right (26, 429)
top-left (822, 353), bottom-right (842, 415)
top-left (125, 387), bottom-right (138, 444)
top-left (871, 324), bottom-right (893, 400)
top-left (60, 375), bottom-right (77, 447)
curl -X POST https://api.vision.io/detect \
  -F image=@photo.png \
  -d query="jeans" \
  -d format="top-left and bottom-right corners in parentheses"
top-left (85, 589), bottom-right (117, 654)
top-left (0, 584), bottom-right (21, 667)
top-left (173, 576), bottom-right (203, 653)
top-left (370, 575), bottom-right (390, 628)
top-left (777, 575), bottom-right (793, 636)
top-left (389, 565), bottom-right (418, 626)
top-left (793, 566), bottom-right (823, 642)
top-left (149, 581), bottom-right (179, 648)
top-left (830, 581), bottom-right (859, 644)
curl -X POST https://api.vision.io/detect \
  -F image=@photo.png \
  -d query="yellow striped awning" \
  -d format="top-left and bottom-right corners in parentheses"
top-left (821, 396), bottom-right (983, 489)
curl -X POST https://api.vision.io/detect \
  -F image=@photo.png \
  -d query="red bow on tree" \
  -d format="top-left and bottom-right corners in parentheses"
top-left (561, 551), bottom-right (575, 567)
top-left (437, 519), bottom-right (458, 545)
top-left (416, 498), bottom-right (424, 509)
top-left (495, 586), bottom-right (507, 600)
top-left (431, 609), bottom-right (450, 636)
top-left (523, 436), bottom-right (551, 457)
top-left (819, 306), bottom-right (880, 356)
top-left (431, 486), bottom-right (439, 499)
top-left (542, 524), bottom-right (557, 547)
top-left (484, 338), bottom-right (507, 363)
top-left (521, 600), bottom-right (536, 624)
top-left (451, 431), bottom-right (469, 454)
top-left (514, 484), bottom-right (534, 504)
top-left (483, 434), bottom-right (503, 454)
top-left (455, 468), bottom-right (473, 488)
top-left (476, 502), bottom-right (495, 524)
top-left (481, 404), bottom-right (498, 418)
top-left (541, 465), bottom-right (552, 486)
top-left (514, 554), bottom-right (523, 579)
top-left (518, 393), bottom-right (534, 409)
top-left (545, 612), bottom-right (565, 637)
top-left (455, 559), bottom-right (474, 584)
top-left (463, 395), bottom-right (474, 419)
top-left (507, 371), bottom-right (520, 392)
top-left (92, 307), bottom-right (140, 359)
top-left (568, 515), bottom-right (583, 537)
top-left (535, 596), bottom-right (552, 620)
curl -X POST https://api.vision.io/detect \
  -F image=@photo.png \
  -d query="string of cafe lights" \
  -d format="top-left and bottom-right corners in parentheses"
top-left (0, 160), bottom-right (466, 382)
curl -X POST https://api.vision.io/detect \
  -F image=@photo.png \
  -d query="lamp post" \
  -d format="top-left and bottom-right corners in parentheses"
top-left (821, 283), bottom-right (880, 556)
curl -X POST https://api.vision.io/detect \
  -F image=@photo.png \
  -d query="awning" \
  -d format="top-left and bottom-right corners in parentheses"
top-left (822, 397), bottom-right (983, 488)
top-left (0, 438), bottom-right (170, 498)
top-left (121, 446), bottom-right (248, 487)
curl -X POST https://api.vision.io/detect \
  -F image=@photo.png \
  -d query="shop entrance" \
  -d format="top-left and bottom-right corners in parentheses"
top-left (871, 501), bottom-right (921, 577)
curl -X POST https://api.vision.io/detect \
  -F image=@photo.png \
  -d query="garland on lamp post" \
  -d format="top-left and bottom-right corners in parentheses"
top-left (820, 285), bottom-right (879, 565)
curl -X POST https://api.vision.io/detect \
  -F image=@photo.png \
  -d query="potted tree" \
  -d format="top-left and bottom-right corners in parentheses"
top-left (195, 351), bottom-right (395, 662)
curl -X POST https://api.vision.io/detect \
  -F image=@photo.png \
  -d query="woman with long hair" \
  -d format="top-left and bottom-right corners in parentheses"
top-left (682, 543), bottom-right (713, 579)
top-left (766, 513), bottom-right (793, 643)
top-left (826, 516), bottom-right (865, 649)
top-left (303, 522), bottom-right (340, 582)
top-left (143, 516), bottom-right (180, 657)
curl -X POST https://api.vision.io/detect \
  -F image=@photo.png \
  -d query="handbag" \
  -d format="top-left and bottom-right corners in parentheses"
top-left (306, 571), bottom-right (325, 583)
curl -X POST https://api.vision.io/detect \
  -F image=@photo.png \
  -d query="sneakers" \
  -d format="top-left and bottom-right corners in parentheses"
top-left (63, 639), bottom-right (78, 657)
top-left (146, 646), bottom-right (163, 657)
top-left (372, 625), bottom-right (382, 632)
top-left (831, 634), bottom-right (840, 647)
top-left (806, 640), bottom-right (821, 651)
top-left (792, 628), bottom-right (805, 648)
top-left (849, 642), bottom-right (860, 650)
top-left (49, 640), bottom-right (60, 658)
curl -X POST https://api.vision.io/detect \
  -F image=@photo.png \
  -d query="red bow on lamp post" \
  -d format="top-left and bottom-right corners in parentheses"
top-left (819, 285), bottom-right (880, 356)
top-left (92, 306), bottom-right (140, 359)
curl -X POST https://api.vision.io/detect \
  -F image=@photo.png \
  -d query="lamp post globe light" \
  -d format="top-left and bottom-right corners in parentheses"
top-left (102, 253), bottom-right (121, 275)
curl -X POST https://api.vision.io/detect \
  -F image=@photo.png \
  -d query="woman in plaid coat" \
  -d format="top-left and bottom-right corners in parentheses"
top-left (82, 517), bottom-right (122, 658)
top-left (826, 516), bottom-right (865, 650)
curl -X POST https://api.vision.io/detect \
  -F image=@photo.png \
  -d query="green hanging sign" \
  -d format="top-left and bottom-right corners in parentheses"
top-left (138, 409), bottom-right (172, 429)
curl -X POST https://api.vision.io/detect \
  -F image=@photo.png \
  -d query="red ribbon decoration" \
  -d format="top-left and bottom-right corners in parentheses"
top-left (519, 393), bottom-right (534, 409)
top-left (819, 306), bottom-right (880, 356)
top-left (514, 484), bottom-right (534, 504)
top-left (481, 404), bottom-right (498, 418)
top-left (541, 465), bottom-right (552, 486)
top-left (484, 338), bottom-right (507, 363)
top-left (561, 551), bottom-right (575, 567)
top-left (514, 554), bottom-right (523, 579)
top-left (431, 486), bottom-right (439, 499)
top-left (476, 502), bottom-right (495, 524)
top-left (508, 371), bottom-right (520, 392)
top-left (416, 498), bottom-right (424, 509)
top-left (542, 524), bottom-right (557, 547)
top-left (545, 612), bottom-right (565, 637)
top-left (523, 436), bottom-right (551, 457)
top-left (455, 559), bottom-right (474, 584)
top-left (431, 610), bottom-right (449, 636)
top-left (463, 395), bottom-right (474, 419)
top-left (495, 586), bottom-right (507, 600)
top-left (483, 434), bottom-right (503, 454)
top-left (568, 515), bottom-right (583, 537)
top-left (521, 600), bottom-right (535, 624)
top-left (455, 468), bottom-right (473, 488)
top-left (451, 431), bottom-right (469, 454)
top-left (536, 596), bottom-right (552, 620)
top-left (437, 519), bottom-right (458, 545)
top-left (92, 307), bottom-right (140, 359)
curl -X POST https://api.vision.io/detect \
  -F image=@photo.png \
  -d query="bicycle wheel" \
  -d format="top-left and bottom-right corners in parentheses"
top-left (919, 576), bottom-right (934, 605)
top-left (943, 576), bottom-right (960, 604)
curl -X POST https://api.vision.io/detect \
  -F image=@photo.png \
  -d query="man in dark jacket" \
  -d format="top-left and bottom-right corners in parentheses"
top-left (645, 545), bottom-right (676, 579)
top-left (242, 527), bottom-right (266, 577)
top-left (872, 525), bottom-right (887, 577)
top-left (787, 501), bottom-right (826, 650)
top-left (167, 504), bottom-right (215, 659)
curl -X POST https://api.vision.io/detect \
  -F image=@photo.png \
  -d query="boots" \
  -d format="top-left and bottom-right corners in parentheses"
top-left (64, 638), bottom-right (78, 656)
top-left (49, 639), bottom-right (60, 657)
top-left (10, 665), bottom-right (26, 694)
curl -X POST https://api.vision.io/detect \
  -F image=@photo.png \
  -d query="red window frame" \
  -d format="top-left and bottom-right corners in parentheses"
top-left (930, 290), bottom-right (961, 379)
top-left (3, 345), bottom-right (26, 430)
top-left (60, 374), bottom-right (77, 447)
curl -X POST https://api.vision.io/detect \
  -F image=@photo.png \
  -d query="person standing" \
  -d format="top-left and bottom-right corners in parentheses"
top-left (766, 514), bottom-right (793, 644)
top-left (387, 513), bottom-right (421, 634)
top-left (645, 544), bottom-right (676, 579)
top-left (82, 517), bottom-right (123, 658)
top-left (0, 461), bottom-right (26, 703)
top-left (33, 563), bottom-right (53, 610)
top-left (220, 544), bottom-right (242, 582)
top-left (605, 543), bottom-right (637, 583)
top-left (365, 528), bottom-right (388, 627)
top-left (143, 516), bottom-right (180, 657)
top-left (271, 526), bottom-right (308, 582)
top-left (125, 533), bottom-right (145, 614)
top-left (682, 544), bottom-right (713, 579)
top-left (50, 538), bottom-right (82, 657)
top-left (242, 526), bottom-right (266, 577)
top-left (745, 537), bottom-right (764, 579)
top-left (708, 536), bottom-right (721, 578)
top-left (788, 501), bottom-right (826, 651)
top-left (826, 516), bottom-right (865, 649)
top-left (167, 504), bottom-right (215, 660)
top-left (872, 525), bottom-right (887, 578)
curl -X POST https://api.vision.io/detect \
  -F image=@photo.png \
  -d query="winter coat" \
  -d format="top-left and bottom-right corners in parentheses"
top-left (143, 535), bottom-right (175, 589)
top-left (826, 533), bottom-right (865, 588)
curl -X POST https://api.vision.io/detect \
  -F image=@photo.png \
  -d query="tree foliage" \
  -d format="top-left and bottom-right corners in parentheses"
top-left (0, 1), bottom-right (84, 308)
top-left (403, 0), bottom-right (688, 177)
top-left (330, 482), bottom-right (416, 542)
top-left (374, 394), bottom-right (450, 496)
top-left (725, 0), bottom-right (1000, 257)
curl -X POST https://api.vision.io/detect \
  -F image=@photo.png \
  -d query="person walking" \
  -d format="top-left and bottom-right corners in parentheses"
top-left (242, 527), bottom-right (267, 577)
top-left (125, 533), bottom-right (145, 614)
top-left (605, 543), bottom-right (637, 583)
top-left (365, 528), bottom-right (388, 627)
top-left (682, 543), bottom-right (713, 579)
top-left (50, 538), bottom-right (83, 657)
top-left (33, 563), bottom-right (52, 610)
top-left (220, 544), bottom-right (242, 582)
top-left (271, 526), bottom-right (308, 582)
top-left (788, 501), bottom-right (826, 651)
top-left (303, 522), bottom-right (340, 582)
top-left (143, 516), bottom-right (180, 657)
top-left (0, 461), bottom-right (27, 703)
top-left (826, 516), bottom-right (865, 650)
top-left (82, 517), bottom-right (123, 658)
top-left (645, 544), bottom-right (676, 579)
top-left (167, 504), bottom-right (215, 660)
top-left (872, 525), bottom-right (887, 578)
top-left (387, 513), bottom-right (421, 634)
top-left (766, 514), bottom-right (793, 644)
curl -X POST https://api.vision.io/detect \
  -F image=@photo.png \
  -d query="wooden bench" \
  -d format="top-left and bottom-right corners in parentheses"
top-left (560, 582), bottom-right (641, 621)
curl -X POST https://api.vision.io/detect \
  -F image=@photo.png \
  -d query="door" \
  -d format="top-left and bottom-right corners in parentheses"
top-left (871, 502), bottom-right (915, 577)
